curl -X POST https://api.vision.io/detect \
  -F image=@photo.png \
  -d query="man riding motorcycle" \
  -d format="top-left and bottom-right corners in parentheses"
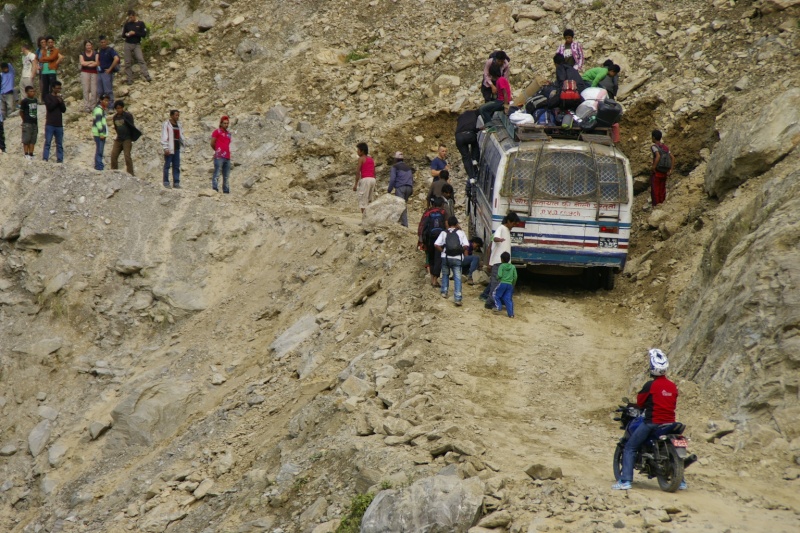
top-left (612, 348), bottom-right (687, 491)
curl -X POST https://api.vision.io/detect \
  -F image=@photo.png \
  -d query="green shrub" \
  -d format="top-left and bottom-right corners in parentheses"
top-left (336, 493), bottom-right (375, 533)
top-left (345, 50), bottom-right (369, 62)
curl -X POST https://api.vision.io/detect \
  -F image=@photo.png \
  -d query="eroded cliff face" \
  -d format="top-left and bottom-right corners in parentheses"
top-left (1, 0), bottom-right (800, 531)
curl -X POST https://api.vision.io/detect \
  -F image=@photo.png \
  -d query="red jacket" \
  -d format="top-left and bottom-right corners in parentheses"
top-left (637, 375), bottom-right (678, 424)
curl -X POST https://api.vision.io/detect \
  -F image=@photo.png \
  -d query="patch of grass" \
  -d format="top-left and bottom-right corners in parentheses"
top-left (335, 493), bottom-right (375, 533)
top-left (590, 0), bottom-right (604, 9)
top-left (309, 451), bottom-right (325, 463)
top-left (292, 476), bottom-right (309, 490)
top-left (379, 480), bottom-right (392, 490)
top-left (345, 50), bottom-right (369, 62)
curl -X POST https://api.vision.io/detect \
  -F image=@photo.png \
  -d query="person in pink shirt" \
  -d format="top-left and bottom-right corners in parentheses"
top-left (211, 115), bottom-right (232, 193)
top-left (481, 50), bottom-right (510, 102)
top-left (479, 64), bottom-right (512, 125)
top-left (353, 142), bottom-right (376, 215)
top-left (555, 29), bottom-right (585, 72)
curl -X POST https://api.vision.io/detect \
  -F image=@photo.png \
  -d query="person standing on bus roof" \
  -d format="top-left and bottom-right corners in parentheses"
top-left (481, 212), bottom-right (521, 309)
top-left (481, 51), bottom-right (510, 103)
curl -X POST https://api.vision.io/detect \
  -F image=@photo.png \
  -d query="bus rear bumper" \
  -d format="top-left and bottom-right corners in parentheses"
top-left (511, 246), bottom-right (627, 270)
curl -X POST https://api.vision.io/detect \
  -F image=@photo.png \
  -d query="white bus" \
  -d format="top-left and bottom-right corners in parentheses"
top-left (468, 115), bottom-right (633, 290)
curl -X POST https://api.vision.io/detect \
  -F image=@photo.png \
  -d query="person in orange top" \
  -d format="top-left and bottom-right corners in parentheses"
top-left (39, 36), bottom-right (62, 97)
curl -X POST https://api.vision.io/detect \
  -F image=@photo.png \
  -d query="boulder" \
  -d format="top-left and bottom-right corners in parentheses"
top-left (110, 381), bottom-right (200, 446)
top-left (541, 0), bottom-right (565, 13)
top-left (28, 420), bottom-right (51, 457)
top-left (363, 194), bottom-right (408, 230)
top-left (525, 463), bottom-right (563, 480)
top-left (115, 260), bottom-right (144, 275)
top-left (175, 6), bottom-right (217, 32)
top-left (361, 475), bottom-right (484, 533)
top-left (16, 226), bottom-right (65, 250)
top-left (23, 8), bottom-right (46, 46)
top-left (761, 0), bottom-right (800, 13)
top-left (152, 283), bottom-right (207, 311)
top-left (270, 314), bottom-right (318, 359)
top-left (236, 39), bottom-right (268, 62)
top-left (515, 6), bottom-right (547, 20)
top-left (316, 49), bottom-right (346, 65)
top-left (0, 5), bottom-right (15, 54)
top-left (705, 89), bottom-right (800, 197)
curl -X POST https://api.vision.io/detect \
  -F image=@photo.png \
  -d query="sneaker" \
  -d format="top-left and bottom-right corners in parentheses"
top-left (454, 301), bottom-right (462, 307)
top-left (212, 186), bottom-right (219, 192)
top-left (478, 294), bottom-right (487, 301)
top-left (492, 308), bottom-right (503, 314)
top-left (173, 183), bottom-right (181, 189)
top-left (611, 481), bottom-right (631, 490)
top-left (441, 292), bottom-right (447, 299)
top-left (163, 182), bottom-right (171, 188)
top-left (679, 480), bottom-right (687, 490)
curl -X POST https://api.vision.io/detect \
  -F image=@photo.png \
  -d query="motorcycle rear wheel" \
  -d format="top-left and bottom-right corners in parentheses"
top-left (612, 444), bottom-right (624, 481)
top-left (656, 444), bottom-right (684, 492)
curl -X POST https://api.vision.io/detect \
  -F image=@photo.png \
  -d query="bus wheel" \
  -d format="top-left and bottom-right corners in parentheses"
top-left (602, 268), bottom-right (616, 291)
top-left (581, 267), bottom-right (601, 291)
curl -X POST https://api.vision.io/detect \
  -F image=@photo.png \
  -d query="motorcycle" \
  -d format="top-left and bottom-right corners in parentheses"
top-left (612, 398), bottom-right (698, 492)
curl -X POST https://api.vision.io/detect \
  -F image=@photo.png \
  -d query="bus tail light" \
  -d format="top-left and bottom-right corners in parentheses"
top-left (600, 226), bottom-right (619, 234)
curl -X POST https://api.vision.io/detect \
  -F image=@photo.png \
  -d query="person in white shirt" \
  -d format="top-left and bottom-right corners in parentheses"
top-left (434, 216), bottom-right (470, 307)
top-left (481, 212), bottom-right (521, 308)
top-left (20, 44), bottom-right (38, 98)
top-left (161, 109), bottom-right (186, 189)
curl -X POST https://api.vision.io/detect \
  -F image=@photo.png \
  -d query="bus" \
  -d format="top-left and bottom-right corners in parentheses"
top-left (468, 114), bottom-right (633, 290)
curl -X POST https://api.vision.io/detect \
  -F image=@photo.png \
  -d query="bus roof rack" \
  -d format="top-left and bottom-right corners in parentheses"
top-left (495, 112), bottom-right (614, 145)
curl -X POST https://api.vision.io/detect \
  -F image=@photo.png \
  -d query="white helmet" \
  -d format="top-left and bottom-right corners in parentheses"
top-left (648, 348), bottom-right (669, 376)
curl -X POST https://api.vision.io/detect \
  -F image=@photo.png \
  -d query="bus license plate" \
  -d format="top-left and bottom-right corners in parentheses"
top-left (511, 233), bottom-right (524, 244)
top-left (599, 237), bottom-right (618, 248)
top-left (672, 438), bottom-right (687, 448)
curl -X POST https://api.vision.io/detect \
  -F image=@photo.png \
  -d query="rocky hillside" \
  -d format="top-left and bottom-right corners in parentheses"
top-left (1, 0), bottom-right (800, 532)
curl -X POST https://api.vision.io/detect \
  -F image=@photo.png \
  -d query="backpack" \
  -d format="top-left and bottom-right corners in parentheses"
top-left (534, 108), bottom-right (556, 126)
top-left (424, 210), bottom-right (445, 245)
top-left (444, 230), bottom-right (463, 257)
top-left (654, 144), bottom-right (672, 173)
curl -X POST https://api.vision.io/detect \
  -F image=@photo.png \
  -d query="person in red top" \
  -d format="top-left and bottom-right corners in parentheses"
top-left (211, 116), bottom-right (232, 193)
top-left (613, 349), bottom-right (684, 491)
top-left (353, 142), bottom-right (376, 215)
top-left (479, 63), bottom-right (512, 125)
top-left (650, 129), bottom-right (674, 207)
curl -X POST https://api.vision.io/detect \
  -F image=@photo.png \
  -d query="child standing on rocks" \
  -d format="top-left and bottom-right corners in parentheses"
top-left (493, 252), bottom-right (517, 318)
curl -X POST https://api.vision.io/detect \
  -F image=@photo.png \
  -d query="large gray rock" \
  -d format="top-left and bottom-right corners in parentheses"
top-left (362, 194), bottom-right (408, 230)
top-left (110, 381), bottom-right (200, 446)
top-left (16, 225), bottom-right (66, 250)
top-left (670, 164), bottom-right (800, 445)
top-left (705, 89), bottom-right (800, 197)
top-left (270, 314), bottom-right (318, 359)
top-left (0, 5), bottom-right (15, 54)
top-left (152, 283), bottom-right (207, 311)
top-left (360, 475), bottom-right (484, 533)
top-left (761, 0), bottom-right (800, 13)
top-left (28, 420), bottom-right (51, 457)
top-left (175, 6), bottom-right (217, 32)
top-left (24, 8), bottom-right (46, 46)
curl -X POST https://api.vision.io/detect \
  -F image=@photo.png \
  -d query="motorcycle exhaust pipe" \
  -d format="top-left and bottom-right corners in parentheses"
top-left (683, 454), bottom-right (698, 468)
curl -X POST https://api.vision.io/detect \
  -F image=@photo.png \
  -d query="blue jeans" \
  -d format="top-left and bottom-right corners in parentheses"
top-left (621, 420), bottom-right (659, 483)
top-left (494, 282), bottom-right (514, 317)
top-left (213, 158), bottom-right (230, 192)
top-left (479, 100), bottom-right (504, 125)
top-left (481, 263), bottom-right (500, 306)
top-left (440, 257), bottom-right (463, 303)
top-left (43, 125), bottom-right (64, 162)
top-left (97, 72), bottom-right (114, 108)
top-left (94, 137), bottom-right (105, 170)
top-left (461, 255), bottom-right (480, 278)
top-left (164, 146), bottom-right (181, 185)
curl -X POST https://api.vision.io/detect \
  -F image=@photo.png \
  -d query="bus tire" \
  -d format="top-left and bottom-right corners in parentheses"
top-left (581, 267), bottom-right (601, 291)
top-left (602, 268), bottom-right (615, 291)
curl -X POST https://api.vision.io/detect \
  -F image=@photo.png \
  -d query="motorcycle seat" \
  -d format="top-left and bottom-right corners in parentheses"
top-left (655, 422), bottom-right (685, 435)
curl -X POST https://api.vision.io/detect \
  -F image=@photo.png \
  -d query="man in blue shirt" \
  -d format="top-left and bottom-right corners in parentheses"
top-left (430, 144), bottom-right (449, 179)
top-left (97, 36), bottom-right (120, 111)
top-left (0, 62), bottom-right (15, 122)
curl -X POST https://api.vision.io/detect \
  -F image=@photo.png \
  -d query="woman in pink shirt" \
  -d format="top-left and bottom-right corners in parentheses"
top-left (481, 51), bottom-right (510, 102)
top-left (211, 115), bottom-right (232, 193)
top-left (479, 64), bottom-right (512, 125)
top-left (353, 142), bottom-right (376, 215)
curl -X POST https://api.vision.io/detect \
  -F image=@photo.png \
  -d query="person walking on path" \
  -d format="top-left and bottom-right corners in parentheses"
top-left (1, 63), bottom-right (16, 120)
top-left (492, 252), bottom-right (517, 318)
top-left (418, 197), bottom-right (448, 287)
top-left (42, 80), bottom-right (66, 163)
top-left (97, 36), bottom-right (120, 110)
top-left (92, 94), bottom-right (109, 170)
top-left (555, 29), bottom-right (585, 72)
top-left (39, 37), bottom-right (62, 98)
top-left (430, 144), bottom-right (449, 180)
top-left (481, 212), bottom-right (520, 308)
top-left (19, 86), bottom-right (38, 160)
top-left (481, 51), bottom-right (510, 103)
top-left (388, 151), bottom-right (414, 227)
top-left (110, 101), bottom-right (137, 175)
top-left (79, 40), bottom-right (99, 113)
top-left (161, 110), bottom-right (185, 189)
top-left (353, 142), bottom-right (375, 215)
top-left (211, 116), bottom-right (232, 193)
top-left (20, 44), bottom-right (38, 98)
top-left (650, 129), bottom-right (674, 207)
top-left (122, 10), bottom-right (152, 85)
top-left (434, 216), bottom-right (470, 307)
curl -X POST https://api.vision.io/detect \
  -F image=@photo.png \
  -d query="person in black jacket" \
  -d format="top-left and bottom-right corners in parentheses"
top-left (122, 10), bottom-right (151, 85)
top-left (553, 53), bottom-right (588, 92)
top-left (455, 109), bottom-right (480, 188)
top-left (110, 101), bottom-right (137, 175)
top-left (42, 80), bottom-right (66, 163)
